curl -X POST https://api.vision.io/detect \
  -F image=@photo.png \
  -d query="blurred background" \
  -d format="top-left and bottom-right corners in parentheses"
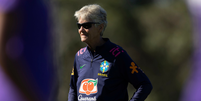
top-left (50, 0), bottom-right (192, 101)
top-left (0, 0), bottom-right (197, 101)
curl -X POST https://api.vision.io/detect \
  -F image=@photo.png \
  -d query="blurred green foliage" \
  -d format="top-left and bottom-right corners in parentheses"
top-left (50, 0), bottom-right (192, 101)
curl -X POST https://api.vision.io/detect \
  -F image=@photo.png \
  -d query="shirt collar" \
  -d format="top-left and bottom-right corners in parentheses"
top-left (86, 38), bottom-right (111, 56)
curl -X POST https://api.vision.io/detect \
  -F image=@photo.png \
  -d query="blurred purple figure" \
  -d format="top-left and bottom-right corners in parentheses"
top-left (0, 0), bottom-right (57, 101)
top-left (180, 0), bottom-right (201, 101)
top-left (0, 67), bottom-right (26, 101)
top-left (0, 1), bottom-right (26, 101)
top-left (0, 0), bottom-right (16, 12)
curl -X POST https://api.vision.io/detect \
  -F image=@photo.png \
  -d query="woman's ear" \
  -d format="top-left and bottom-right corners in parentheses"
top-left (99, 23), bottom-right (104, 33)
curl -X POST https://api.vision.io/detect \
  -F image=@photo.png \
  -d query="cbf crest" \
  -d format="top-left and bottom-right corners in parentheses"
top-left (100, 60), bottom-right (110, 73)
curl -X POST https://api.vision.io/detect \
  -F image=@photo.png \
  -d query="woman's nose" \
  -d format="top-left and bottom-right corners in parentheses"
top-left (79, 26), bottom-right (85, 32)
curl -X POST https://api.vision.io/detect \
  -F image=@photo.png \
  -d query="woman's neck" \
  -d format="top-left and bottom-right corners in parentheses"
top-left (87, 38), bottom-right (105, 52)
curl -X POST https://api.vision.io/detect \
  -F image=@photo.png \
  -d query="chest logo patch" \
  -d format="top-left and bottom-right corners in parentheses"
top-left (100, 60), bottom-right (110, 73)
top-left (79, 78), bottom-right (98, 95)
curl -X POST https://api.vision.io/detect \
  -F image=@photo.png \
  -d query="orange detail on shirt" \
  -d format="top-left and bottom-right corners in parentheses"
top-left (130, 62), bottom-right (138, 74)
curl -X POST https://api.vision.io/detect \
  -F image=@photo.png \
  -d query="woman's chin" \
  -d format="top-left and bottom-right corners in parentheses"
top-left (81, 38), bottom-right (88, 43)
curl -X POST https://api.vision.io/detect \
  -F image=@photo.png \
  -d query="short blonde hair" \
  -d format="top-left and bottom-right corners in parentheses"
top-left (74, 4), bottom-right (107, 36)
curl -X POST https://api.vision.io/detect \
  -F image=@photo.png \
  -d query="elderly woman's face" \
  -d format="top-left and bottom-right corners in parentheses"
top-left (78, 18), bottom-right (101, 44)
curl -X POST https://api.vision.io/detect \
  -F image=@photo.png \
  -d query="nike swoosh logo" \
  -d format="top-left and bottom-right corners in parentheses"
top-left (80, 64), bottom-right (86, 69)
